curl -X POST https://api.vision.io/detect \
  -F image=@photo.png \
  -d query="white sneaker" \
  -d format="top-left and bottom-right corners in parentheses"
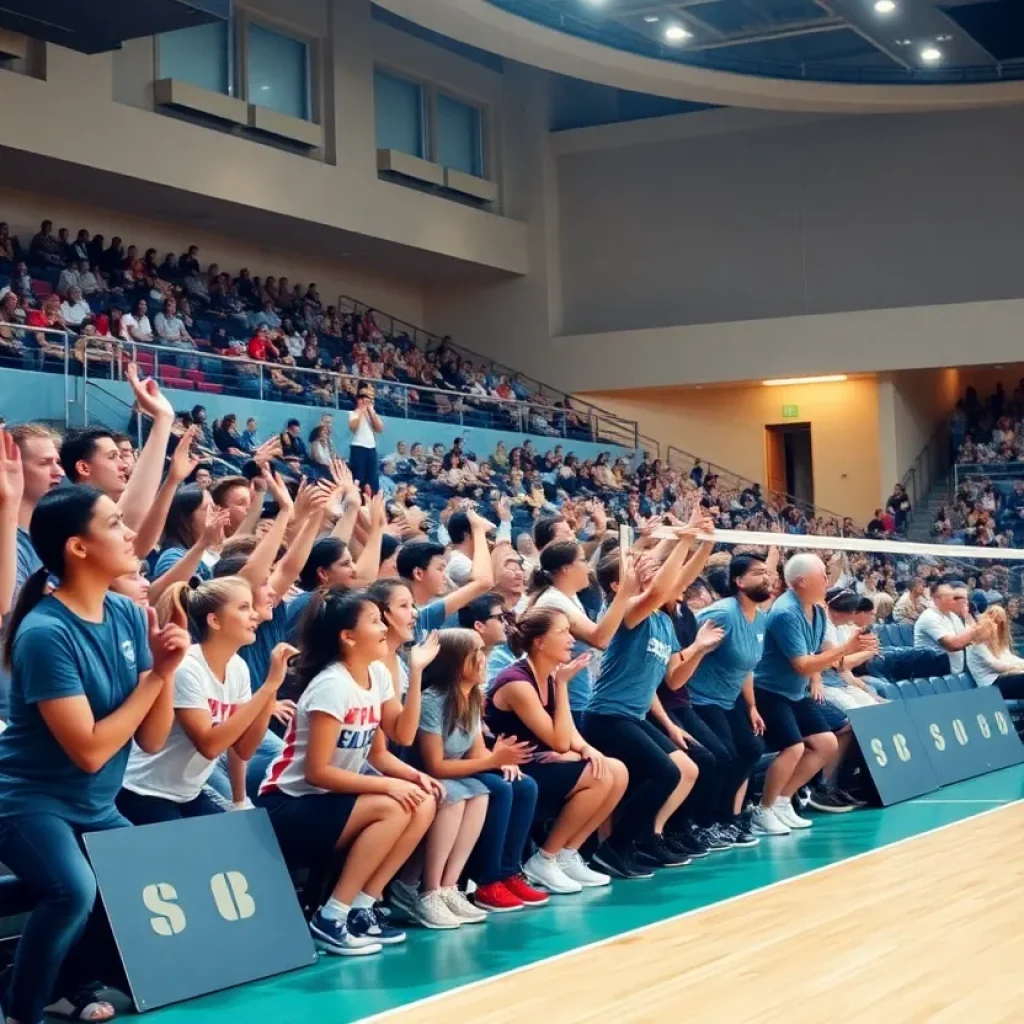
top-left (751, 804), bottom-right (791, 836)
top-left (523, 851), bottom-right (583, 894)
top-left (411, 890), bottom-right (462, 929)
top-left (773, 798), bottom-right (813, 830)
top-left (439, 886), bottom-right (488, 924)
top-left (556, 849), bottom-right (611, 888)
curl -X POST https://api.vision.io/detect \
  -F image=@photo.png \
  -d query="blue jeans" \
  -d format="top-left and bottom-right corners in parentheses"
top-left (206, 730), bottom-right (284, 805)
top-left (466, 772), bottom-right (538, 886)
top-left (0, 810), bottom-right (127, 1024)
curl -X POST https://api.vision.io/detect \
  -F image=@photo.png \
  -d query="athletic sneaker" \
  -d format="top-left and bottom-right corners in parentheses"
top-left (310, 910), bottom-right (383, 956)
top-left (773, 799), bottom-right (813, 830)
top-left (556, 849), bottom-right (611, 887)
top-left (635, 834), bottom-right (691, 868)
top-left (410, 890), bottom-right (462, 929)
top-left (439, 886), bottom-right (488, 924)
top-left (724, 820), bottom-right (760, 847)
top-left (387, 878), bottom-right (419, 921)
top-left (502, 874), bottom-right (550, 906)
top-left (751, 804), bottom-right (790, 836)
top-left (807, 785), bottom-right (855, 814)
top-left (668, 824), bottom-right (711, 858)
top-left (835, 786), bottom-right (869, 808)
top-left (698, 824), bottom-right (733, 852)
top-left (591, 841), bottom-right (653, 880)
top-left (795, 785), bottom-right (812, 811)
top-left (473, 880), bottom-right (524, 913)
top-left (523, 851), bottom-right (583, 894)
top-left (347, 904), bottom-right (407, 945)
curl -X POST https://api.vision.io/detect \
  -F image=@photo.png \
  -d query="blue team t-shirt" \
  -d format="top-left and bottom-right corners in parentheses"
top-left (753, 589), bottom-right (825, 700)
top-left (688, 597), bottom-right (767, 709)
top-left (239, 601), bottom-right (289, 692)
top-left (414, 599), bottom-right (457, 643)
top-left (587, 610), bottom-right (680, 720)
top-left (0, 592), bottom-right (153, 825)
top-left (153, 545), bottom-right (211, 582)
top-left (285, 589), bottom-right (316, 642)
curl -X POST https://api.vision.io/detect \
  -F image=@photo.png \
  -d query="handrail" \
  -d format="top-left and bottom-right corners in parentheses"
top-left (901, 420), bottom-right (951, 517)
top-left (665, 442), bottom-right (853, 531)
top-left (334, 293), bottom-right (631, 426)
top-left (0, 323), bottom-right (641, 449)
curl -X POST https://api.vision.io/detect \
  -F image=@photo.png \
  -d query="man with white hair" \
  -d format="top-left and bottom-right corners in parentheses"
top-left (750, 553), bottom-right (876, 835)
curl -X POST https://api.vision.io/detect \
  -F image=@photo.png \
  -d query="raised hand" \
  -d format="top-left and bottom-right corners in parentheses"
top-left (168, 425), bottom-right (200, 484)
top-left (554, 652), bottom-right (592, 689)
top-left (126, 363), bottom-right (173, 421)
top-left (265, 642), bottom-right (299, 691)
top-left (694, 620), bottom-right (725, 652)
top-left (409, 630), bottom-right (441, 673)
top-left (0, 426), bottom-right (24, 514)
top-left (329, 456), bottom-right (360, 503)
top-left (272, 699), bottom-right (297, 726)
top-left (200, 504), bottom-right (231, 548)
top-left (147, 605), bottom-right (189, 680)
top-left (265, 470), bottom-right (294, 515)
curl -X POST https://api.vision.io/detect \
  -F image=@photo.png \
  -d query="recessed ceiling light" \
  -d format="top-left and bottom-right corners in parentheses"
top-left (664, 24), bottom-right (692, 43)
top-left (874, 0), bottom-right (896, 13)
top-left (643, 14), bottom-right (660, 22)
top-left (920, 46), bottom-right (942, 62)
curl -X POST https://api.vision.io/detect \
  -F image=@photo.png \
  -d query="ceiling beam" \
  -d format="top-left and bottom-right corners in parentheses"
top-left (686, 17), bottom-right (847, 51)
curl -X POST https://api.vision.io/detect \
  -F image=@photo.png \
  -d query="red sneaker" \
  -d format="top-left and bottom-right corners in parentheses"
top-left (503, 874), bottom-right (550, 907)
top-left (473, 881), bottom-right (524, 913)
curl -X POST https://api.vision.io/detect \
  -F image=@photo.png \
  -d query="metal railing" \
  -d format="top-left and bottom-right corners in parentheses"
top-left (334, 294), bottom-right (629, 428)
top-left (954, 462), bottom-right (1024, 493)
top-left (901, 421), bottom-right (951, 515)
top-left (0, 323), bottom-right (642, 449)
top-left (665, 443), bottom-right (853, 534)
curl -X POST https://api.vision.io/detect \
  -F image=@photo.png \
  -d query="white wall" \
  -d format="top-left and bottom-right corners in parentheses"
top-left (557, 105), bottom-right (1024, 337)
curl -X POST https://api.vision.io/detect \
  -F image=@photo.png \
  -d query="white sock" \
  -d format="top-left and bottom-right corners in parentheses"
top-left (774, 796), bottom-right (791, 808)
top-left (536, 848), bottom-right (556, 861)
top-left (320, 898), bottom-right (350, 921)
top-left (352, 891), bottom-right (375, 909)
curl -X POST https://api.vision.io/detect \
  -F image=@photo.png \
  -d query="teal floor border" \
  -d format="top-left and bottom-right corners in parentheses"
top-left (146, 767), bottom-right (1024, 1024)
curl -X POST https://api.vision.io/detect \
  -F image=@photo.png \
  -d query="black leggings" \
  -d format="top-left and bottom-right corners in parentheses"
top-left (656, 705), bottom-right (725, 827)
top-left (995, 673), bottom-right (1024, 700)
top-left (689, 700), bottom-right (765, 822)
top-left (581, 713), bottom-right (680, 848)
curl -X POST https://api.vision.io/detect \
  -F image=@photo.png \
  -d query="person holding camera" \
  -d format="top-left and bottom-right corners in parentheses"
top-left (348, 387), bottom-right (383, 495)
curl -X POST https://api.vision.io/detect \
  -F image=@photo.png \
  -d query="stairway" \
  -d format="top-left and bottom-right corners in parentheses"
top-left (906, 474), bottom-right (953, 544)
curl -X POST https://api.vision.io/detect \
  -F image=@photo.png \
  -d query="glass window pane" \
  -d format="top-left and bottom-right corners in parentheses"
top-left (374, 70), bottom-right (424, 158)
top-left (159, 21), bottom-right (230, 95)
top-left (247, 23), bottom-right (309, 121)
top-left (437, 94), bottom-right (482, 177)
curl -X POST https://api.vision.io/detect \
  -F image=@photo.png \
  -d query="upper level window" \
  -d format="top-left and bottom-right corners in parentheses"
top-left (247, 22), bottom-right (310, 121)
top-left (374, 70), bottom-right (426, 158)
top-left (437, 93), bottom-right (483, 177)
top-left (158, 20), bottom-right (232, 95)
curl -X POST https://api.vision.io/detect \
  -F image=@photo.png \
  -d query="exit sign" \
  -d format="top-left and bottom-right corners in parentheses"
top-left (782, 405), bottom-right (799, 418)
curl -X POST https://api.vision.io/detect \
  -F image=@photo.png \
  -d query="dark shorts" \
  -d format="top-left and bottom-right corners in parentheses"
top-left (256, 790), bottom-right (357, 870)
top-left (817, 700), bottom-right (849, 732)
top-left (522, 759), bottom-right (588, 822)
top-left (755, 688), bottom-right (832, 751)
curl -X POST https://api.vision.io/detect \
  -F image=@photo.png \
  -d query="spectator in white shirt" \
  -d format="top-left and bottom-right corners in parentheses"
top-left (966, 606), bottom-right (1024, 697)
top-left (59, 286), bottom-right (92, 329)
top-left (444, 505), bottom-right (512, 590)
top-left (914, 580), bottom-right (990, 674)
top-left (122, 298), bottom-right (153, 343)
top-left (57, 262), bottom-right (82, 298)
top-left (79, 263), bottom-right (105, 297)
top-left (154, 297), bottom-right (193, 348)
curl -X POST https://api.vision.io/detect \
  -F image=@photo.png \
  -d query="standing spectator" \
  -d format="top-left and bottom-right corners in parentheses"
top-left (71, 230), bottom-right (90, 265)
top-left (348, 386), bottom-right (383, 494)
top-left (886, 484), bottom-right (911, 534)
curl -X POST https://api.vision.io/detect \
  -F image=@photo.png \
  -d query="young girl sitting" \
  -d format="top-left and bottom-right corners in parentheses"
top-left (256, 588), bottom-right (441, 957)
top-left (119, 578), bottom-right (296, 823)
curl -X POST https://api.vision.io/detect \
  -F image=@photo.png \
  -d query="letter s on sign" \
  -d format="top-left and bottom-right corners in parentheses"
top-left (143, 882), bottom-right (187, 936)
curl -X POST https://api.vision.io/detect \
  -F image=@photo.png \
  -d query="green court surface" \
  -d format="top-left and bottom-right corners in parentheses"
top-left (148, 766), bottom-right (1024, 1024)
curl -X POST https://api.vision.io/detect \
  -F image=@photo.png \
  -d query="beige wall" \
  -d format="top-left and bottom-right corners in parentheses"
top-left (579, 378), bottom-right (882, 522)
top-left (0, 185), bottom-right (426, 325)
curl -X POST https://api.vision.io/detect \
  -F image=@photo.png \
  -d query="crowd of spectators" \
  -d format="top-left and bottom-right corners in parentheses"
top-left (952, 381), bottom-right (1024, 466)
top-left (0, 218), bottom-right (594, 440)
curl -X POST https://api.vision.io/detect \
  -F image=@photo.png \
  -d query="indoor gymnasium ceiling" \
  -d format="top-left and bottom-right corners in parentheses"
top-left (483, 0), bottom-right (1024, 83)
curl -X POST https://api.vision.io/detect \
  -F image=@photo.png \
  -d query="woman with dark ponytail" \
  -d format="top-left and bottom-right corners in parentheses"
top-left (527, 540), bottom-right (634, 716)
top-left (256, 587), bottom-right (441, 958)
top-left (119, 577), bottom-right (297, 823)
top-left (0, 485), bottom-right (189, 1024)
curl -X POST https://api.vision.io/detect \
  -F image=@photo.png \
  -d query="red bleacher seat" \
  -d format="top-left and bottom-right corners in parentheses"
top-left (184, 369), bottom-right (205, 385)
top-left (196, 381), bottom-right (224, 394)
top-left (32, 280), bottom-right (52, 298)
top-left (159, 374), bottom-right (193, 391)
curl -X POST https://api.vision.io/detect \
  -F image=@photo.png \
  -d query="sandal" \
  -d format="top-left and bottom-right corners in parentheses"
top-left (45, 986), bottom-right (116, 1022)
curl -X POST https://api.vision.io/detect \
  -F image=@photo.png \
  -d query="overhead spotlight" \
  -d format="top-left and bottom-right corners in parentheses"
top-left (920, 45), bottom-right (942, 62)
top-left (643, 14), bottom-right (660, 22)
top-left (873, 0), bottom-right (896, 13)
top-left (664, 23), bottom-right (692, 43)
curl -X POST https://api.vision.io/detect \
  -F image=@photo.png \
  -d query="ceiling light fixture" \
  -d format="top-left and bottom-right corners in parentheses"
top-left (643, 14), bottom-right (660, 23)
top-left (664, 23), bottom-right (692, 43)
top-left (762, 375), bottom-right (849, 387)
top-left (920, 46), bottom-right (942, 62)
top-left (874, 0), bottom-right (896, 13)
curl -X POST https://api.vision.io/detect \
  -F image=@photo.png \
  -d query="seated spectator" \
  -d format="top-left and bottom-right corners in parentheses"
top-left (914, 580), bottom-right (992, 674)
top-left (80, 263), bottom-right (105, 297)
top-left (240, 417), bottom-right (260, 453)
top-left (8, 262), bottom-right (33, 304)
top-left (99, 236), bottom-right (125, 279)
top-left (279, 418), bottom-right (308, 468)
top-left (214, 414), bottom-right (249, 462)
top-left (57, 261), bottom-right (83, 299)
top-left (26, 294), bottom-right (70, 363)
top-left (893, 577), bottom-right (929, 624)
top-left (247, 324), bottom-right (279, 362)
top-left (0, 221), bottom-right (13, 262)
top-left (60, 286), bottom-right (92, 330)
top-left (71, 229), bottom-right (90, 264)
top-left (29, 218), bottom-right (62, 267)
top-left (966, 605), bottom-right (1024, 698)
top-left (122, 299), bottom-right (153, 344)
top-left (308, 424), bottom-right (333, 471)
top-left (154, 298), bottom-right (194, 350)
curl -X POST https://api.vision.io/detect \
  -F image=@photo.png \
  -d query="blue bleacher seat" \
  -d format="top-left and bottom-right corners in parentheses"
top-left (895, 680), bottom-right (918, 700)
top-left (929, 675), bottom-right (952, 694)
top-left (896, 624), bottom-right (915, 647)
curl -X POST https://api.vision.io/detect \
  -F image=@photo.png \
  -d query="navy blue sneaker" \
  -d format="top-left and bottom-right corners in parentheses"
top-left (310, 909), bottom-right (382, 956)
top-left (348, 904), bottom-right (407, 945)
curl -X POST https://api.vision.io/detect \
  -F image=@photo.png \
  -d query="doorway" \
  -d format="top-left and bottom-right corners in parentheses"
top-left (765, 423), bottom-right (814, 507)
